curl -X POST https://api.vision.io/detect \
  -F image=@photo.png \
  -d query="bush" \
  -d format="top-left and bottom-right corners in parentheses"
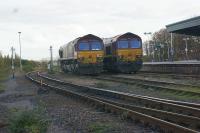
top-left (22, 64), bottom-right (35, 72)
top-left (88, 122), bottom-right (118, 133)
top-left (8, 107), bottom-right (49, 133)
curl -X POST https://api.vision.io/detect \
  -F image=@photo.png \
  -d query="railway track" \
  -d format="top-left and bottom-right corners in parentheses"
top-left (26, 72), bottom-right (200, 133)
top-left (95, 75), bottom-right (200, 96)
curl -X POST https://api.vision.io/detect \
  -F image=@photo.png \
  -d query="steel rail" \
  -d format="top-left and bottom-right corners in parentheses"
top-left (47, 72), bottom-right (200, 108)
top-left (95, 76), bottom-right (200, 96)
top-left (90, 96), bottom-right (200, 131)
top-left (109, 75), bottom-right (200, 88)
top-left (37, 73), bottom-right (200, 118)
top-left (26, 72), bottom-right (199, 133)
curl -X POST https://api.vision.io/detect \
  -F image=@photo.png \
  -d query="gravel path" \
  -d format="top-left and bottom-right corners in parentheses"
top-left (0, 72), bottom-right (155, 133)
top-left (0, 72), bottom-right (37, 133)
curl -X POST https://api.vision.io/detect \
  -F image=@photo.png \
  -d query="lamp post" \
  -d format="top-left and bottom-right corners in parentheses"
top-left (50, 46), bottom-right (53, 72)
top-left (144, 32), bottom-right (152, 61)
top-left (18, 32), bottom-right (22, 71)
top-left (11, 46), bottom-right (15, 78)
top-left (165, 41), bottom-right (170, 61)
top-left (183, 38), bottom-right (189, 60)
top-left (170, 33), bottom-right (174, 61)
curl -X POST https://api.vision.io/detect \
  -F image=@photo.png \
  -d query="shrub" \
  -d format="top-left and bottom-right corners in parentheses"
top-left (22, 64), bottom-right (35, 72)
top-left (88, 122), bottom-right (117, 133)
top-left (8, 107), bottom-right (49, 133)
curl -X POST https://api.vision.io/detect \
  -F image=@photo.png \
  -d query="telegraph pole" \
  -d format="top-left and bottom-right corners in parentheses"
top-left (144, 32), bottom-right (152, 56)
top-left (50, 46), bottom-right (53, 72)
top-left (18, 32), bottom-right (22, 71)
top-left (11, 46), bottom-right (15, 79)
top-left (170, 33), bottom-right (174, 61)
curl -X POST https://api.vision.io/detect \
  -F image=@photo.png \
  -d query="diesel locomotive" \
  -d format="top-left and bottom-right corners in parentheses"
top-left (103, 32), bottom-right (143, 73)
top-left (59, 34), bottom-right (104, 74)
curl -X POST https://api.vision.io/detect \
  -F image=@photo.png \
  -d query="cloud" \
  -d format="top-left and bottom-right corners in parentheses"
top-left (0, 0), bottom-right (199, 60)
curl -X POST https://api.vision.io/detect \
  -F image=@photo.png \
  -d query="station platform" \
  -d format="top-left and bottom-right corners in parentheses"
top-left (144, 61), bottom-right (200, 65)
top-left (141, 61), bottom-right (200, 75)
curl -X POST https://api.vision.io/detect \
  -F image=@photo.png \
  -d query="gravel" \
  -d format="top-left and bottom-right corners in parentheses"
top-left (0, 72), bottom-right (156, 133)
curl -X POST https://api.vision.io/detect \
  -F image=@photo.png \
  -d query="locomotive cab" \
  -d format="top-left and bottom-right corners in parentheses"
top-left (77, 40), bottom-right (103, 64)
top-left (103, 32), bottom-right (143, 73)
top-left (59, 34), bottom-right (104, 75)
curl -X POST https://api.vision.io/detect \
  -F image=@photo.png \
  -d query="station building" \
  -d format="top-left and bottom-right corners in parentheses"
top-left (166, 16), bottom-right (200, 61)
top-left (142, 16), bottom-right (200, 75)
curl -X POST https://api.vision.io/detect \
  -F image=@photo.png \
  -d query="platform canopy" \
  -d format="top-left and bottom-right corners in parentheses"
top-left (166, 16), bottom-right (200, 36)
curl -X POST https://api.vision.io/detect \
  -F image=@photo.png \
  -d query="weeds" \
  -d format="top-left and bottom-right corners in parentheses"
top-left (88, 122), bottom-right (117, 133)
top-left (95, 82), bottom-right (108, 88)
top-left (0, 68), bottom-right (9, 93)
top-left (0, 84), bottom-right (5, 93)
top-left (8, 107), bottom-right (50, 133)
top-left (120, 111), bottom-right (129, 120)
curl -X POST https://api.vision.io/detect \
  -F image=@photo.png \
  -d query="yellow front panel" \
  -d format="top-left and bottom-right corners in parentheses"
top-left (117, 49), bottom-right (142, 61)
top-left (77, 51), bottom-right (104, 63)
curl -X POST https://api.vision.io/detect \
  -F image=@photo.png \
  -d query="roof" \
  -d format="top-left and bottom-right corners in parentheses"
top-left (103, 32), bottom-right (141, 45)
top-left (60, 34), bottom-right (102, 49)
top-left (166, 16), bottom-right (200, 36)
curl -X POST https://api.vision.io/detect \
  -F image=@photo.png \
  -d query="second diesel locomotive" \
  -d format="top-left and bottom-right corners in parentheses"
top-left (103, 32), bottom-right (143, 73)
top-left (59, 34), bottom-right (104, 74)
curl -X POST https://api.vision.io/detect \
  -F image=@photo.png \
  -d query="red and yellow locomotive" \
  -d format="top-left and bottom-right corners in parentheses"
top-left (59, 34), bottom-right (104, 74)
top-left (103, 32), bottom-right (143, 73)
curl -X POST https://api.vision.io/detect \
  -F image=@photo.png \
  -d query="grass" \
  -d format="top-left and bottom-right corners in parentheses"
top-left (0, 68), bottom-right (9, 93)
top-left (22, 64), bottom-right (35, 73)
top-left (8, 107), bottom-right (50, 133)
top-left (0, 84), bottom-right (5, 93)
top-left (95, 82), bottom-right (109, 88)
top-left (0, 68), bottom-right (9, 80)
top-left (88, 122), bottom-right (118, 133)
top-left (154, 89), bottom-right (200, 101)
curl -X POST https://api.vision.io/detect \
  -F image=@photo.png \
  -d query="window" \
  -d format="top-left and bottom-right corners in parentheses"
top-left (79, 42), bottom-right (89, 50)
top-left (91, 42), bottom-right (102, 50)
top-left (118, 40), bottom-right (128, 49)
top-left (130, 39), bottom-right (141, 48)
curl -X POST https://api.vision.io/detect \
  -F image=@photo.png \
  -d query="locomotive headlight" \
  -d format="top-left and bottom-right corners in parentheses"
top-left (96, 54), bottom-right (102, 57)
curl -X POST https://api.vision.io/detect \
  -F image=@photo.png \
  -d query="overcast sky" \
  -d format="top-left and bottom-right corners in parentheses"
top-left (0, 0), bottom-right (199, 60)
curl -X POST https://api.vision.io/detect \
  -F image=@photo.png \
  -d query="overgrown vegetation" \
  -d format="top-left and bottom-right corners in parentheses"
top-left (0, 52), bottom-right (42, 73)
top-left (0, 53), bottom-right (10, 93)
top-left (8, 107), bottom-right (49, 133)
top-left (88, 122), bottom-right (118, 133)
top-left (21, 59), bottom-right (39, 72)
top-left (95, 82), bottom-right (108, 88)
top-left (0, 52), bottom-right (42, 93)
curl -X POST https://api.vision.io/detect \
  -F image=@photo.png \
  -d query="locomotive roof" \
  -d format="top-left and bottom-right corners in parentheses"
top-left (60, 34), bottom-right (102, 50)
top-left (103, 32), bottom-right (141, 45)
